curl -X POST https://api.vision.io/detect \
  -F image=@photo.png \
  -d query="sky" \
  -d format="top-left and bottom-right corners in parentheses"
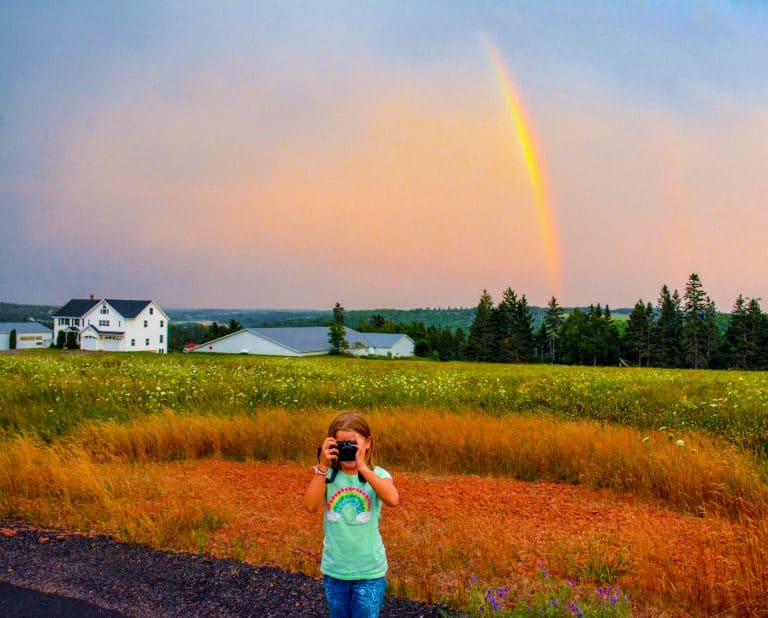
top-left (1, 1), bottom-right (767, 310)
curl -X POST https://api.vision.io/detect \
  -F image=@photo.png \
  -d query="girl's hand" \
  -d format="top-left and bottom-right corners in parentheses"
top-left (320, 437), bottom-right (338, 468)
top-left (354, 434), bottom-right (369, 472)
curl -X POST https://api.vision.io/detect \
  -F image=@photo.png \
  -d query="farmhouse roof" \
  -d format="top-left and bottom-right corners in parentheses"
top-left (0, 322), bottom-right (53, 334)
top-left (54, 298), bottom-right (154, 319)
top-left (54, 299), bottom-right (99, 317)
top-left (105, 299), bottom-right (152, 318)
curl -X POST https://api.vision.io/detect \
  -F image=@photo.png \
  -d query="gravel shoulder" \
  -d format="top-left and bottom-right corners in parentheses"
top-left (0, 520), bottom-right (451, 617)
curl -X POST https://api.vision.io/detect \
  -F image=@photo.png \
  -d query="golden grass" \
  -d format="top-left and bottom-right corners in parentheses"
top-left (65, 408), bottom-right (768, 518)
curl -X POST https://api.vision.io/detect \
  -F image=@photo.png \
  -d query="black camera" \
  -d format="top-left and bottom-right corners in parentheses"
top-left (336, 440), bottom-right (358, 462)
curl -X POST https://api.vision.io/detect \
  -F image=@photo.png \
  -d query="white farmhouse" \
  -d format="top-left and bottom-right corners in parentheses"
top-left (53, 297), bottom-right (169, 353)
top-left (189, 326), bottom-right (414, 357)
top-left (0, 322), bottom-right (53, 350)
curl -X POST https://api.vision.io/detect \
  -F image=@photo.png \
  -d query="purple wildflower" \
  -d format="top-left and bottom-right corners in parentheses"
top-left (536, 560), bottom-right (550, 579)
top-left (471, 576), bottom-right (478, 585)
top-left (568, 600), bottom-right (584, 617)
top-left (496, 587), bottom-right (509, 597)
top-left (490, 596), bottom-right (499, 611)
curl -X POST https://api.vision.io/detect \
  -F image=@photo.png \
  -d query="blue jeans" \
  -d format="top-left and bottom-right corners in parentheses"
top-left (323, 575), bottom-right (387, 618)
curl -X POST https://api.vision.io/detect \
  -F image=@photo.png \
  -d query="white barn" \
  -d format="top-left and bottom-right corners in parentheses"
top-left (53, 297), bottom-right (169, 353)
top-left (0, 322), bottom-right (53, 350)
top-left (189, 327), bottom-right (415, 358)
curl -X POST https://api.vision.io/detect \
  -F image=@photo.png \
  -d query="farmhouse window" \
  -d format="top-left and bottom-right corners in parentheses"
top-left (159, 334), bottom-right (164, 343)
top-left (145, 338), bottom-right (149, 346)
top-left (100, 305), bottom-right (109, 315)
top-left (149, 307), bottom-right (154, 315)
top-left (131, 339), bottom-right (135, 347)
top-left (160, 320), bottom-right (164, 327)
top-left (144, 320), bottom-right (148, 327)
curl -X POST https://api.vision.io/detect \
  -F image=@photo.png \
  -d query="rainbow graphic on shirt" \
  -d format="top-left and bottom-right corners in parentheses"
top-left (327, 486), bottom-right (372, 523)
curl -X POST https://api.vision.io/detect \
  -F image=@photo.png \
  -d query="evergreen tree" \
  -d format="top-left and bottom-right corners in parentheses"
top-left (723, 295), bottom-right (749, 368)
top-left (228, 319), bottom-right (242, 333)
top-left (328, 302), bottom-right (348, 354)
top-left (601, 304), bottom-right (621, 365)
top-left (513, 294), bottom-right (535, 362)
top-left (560, 308), bottom-right (588, 364)
top-left (653, 285), bottom-right (683, 367)
top-left (580, 304), bottom-right (619, 366)
top-left (454, 327), bottom-right (467, 360)
top-left (494, 288), bottom-right (517, 363)
top-left (682, 273), bottom-right (708, 368)
top-left (9, 329), bottom-right (16, 350)
top-left (703, 296), bottom-right (720, 368)
top-left (56, 330), bottom-right (66, 349)
top-left (65, 331), bottom-right (79, 350)
top-left (492, 289), bottom-right (535, 363)
top-left (746, 298), bottom-right (768, 369)
top-left (542, 296), bottom-right (564, 363)
top-left (623, 300), bottom-right (652, 366)
top-left (466, 290), bottom-right (495, 362)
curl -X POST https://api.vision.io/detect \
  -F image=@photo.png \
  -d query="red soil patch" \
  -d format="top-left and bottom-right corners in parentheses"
top-left (141, 459), bottom-right (763, 615)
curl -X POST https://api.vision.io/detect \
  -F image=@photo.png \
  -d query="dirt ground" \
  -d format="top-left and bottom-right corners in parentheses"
top-left (133, 460), bottom-right (749, 615)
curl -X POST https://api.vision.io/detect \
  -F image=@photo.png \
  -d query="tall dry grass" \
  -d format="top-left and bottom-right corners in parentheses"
top-left (0, 436), bottom-right (232, 552)
top-left (58, 408), bottom-right (768, 518)
top-left (1, 419), bottom-right (767, 615)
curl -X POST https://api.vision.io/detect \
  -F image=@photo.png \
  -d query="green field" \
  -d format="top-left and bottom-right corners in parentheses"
top-left (1, 351), bottom-right (767, 457)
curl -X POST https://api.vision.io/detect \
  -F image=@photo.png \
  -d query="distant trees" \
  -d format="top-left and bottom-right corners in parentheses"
top-left (466, 290), bottom-right (495, 362)
top-left (623, 300), bottom-right (654, 366)
top-left (328, 302), bottom-right (348, 354)
top-left (539, 296), bottom-right (564, 363)
top-left (654, 285), bottom-right (684, 367)
top-left (559, 304), bottom-right (619, 366)
top-left (456, 272), bottom-right (768, 370)
top-left (682, 273), bottom-right (708, 368)
top-left (465, 289), bottom-right (534, 364)
top-left (722, 296), bottom-right (768, 369)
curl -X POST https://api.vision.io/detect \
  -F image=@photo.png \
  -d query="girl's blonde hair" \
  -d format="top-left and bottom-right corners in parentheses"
top-left (327, 412), bottom-right (374, 466)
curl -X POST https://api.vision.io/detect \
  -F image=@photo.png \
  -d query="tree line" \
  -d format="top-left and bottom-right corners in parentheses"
top-left (356, 273), bottom-right (768, 369)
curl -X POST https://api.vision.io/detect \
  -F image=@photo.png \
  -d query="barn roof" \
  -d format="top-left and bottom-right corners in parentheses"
top-left (358, 332), bottom-right (410, 347)
top-left (190, 326), bottom-right (412, 355)
top-left (248, 326), bottom-right (368, 354)
top-left (0, 322), bottom-right (53, 334)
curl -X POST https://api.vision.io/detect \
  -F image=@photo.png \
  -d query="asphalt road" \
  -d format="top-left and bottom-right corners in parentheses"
top-left (0, 582), bottom-right (125, 617)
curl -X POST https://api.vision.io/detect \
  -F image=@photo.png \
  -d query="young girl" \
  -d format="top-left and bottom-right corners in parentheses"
top-left (304, 412), bottom-right (399, 618)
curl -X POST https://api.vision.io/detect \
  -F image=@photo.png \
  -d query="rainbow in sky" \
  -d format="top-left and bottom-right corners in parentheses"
top-left (482, 36), bottom-right (562, 299)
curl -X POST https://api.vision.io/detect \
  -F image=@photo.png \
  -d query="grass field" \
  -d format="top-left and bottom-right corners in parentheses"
top-left (1, 351), bottom-right (767, 616)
